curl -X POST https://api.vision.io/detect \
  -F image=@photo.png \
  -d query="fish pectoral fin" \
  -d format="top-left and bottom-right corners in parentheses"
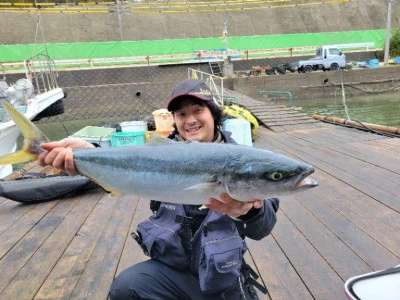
top-left (184, 182), bottom-right (221, 192)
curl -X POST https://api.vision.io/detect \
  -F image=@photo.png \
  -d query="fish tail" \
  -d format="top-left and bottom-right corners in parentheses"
top-left (0, 101), bottom-right (50, 165)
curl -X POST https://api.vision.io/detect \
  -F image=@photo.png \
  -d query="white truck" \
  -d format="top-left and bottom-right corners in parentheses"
top-left (291, 45), bottom-right (346, 73)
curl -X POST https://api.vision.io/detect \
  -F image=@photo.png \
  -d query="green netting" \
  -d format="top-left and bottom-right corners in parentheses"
top-left (0, 30), bottom-right (385, 63)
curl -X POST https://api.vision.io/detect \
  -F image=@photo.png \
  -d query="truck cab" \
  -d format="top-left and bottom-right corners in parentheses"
top-left (292, 46), bottom-right (346, 73)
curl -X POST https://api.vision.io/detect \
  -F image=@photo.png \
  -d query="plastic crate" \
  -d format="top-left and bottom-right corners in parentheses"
top-left (70, 126), bottom-right (116, 148)
top-left (111, 131), bottom-right (146, 147)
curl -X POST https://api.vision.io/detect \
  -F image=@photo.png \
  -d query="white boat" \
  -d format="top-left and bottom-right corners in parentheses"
top-left (344, 265), bottom-right (400, 300)
top-left (0, 54), bottom-right (65, 179)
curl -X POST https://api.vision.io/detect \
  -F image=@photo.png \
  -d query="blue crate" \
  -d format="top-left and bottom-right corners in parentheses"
top-left (111, 131), bottom-right (145, 147)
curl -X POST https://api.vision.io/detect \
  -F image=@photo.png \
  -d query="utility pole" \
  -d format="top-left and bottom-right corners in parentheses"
top-left (222, 20), bottom-right (233, 77)
top-left (117, 0), bottom-right (124, 41)
top-left (223, 20), bottom-right (228, 62)
top-left (384, 0), bottom-right (394, 65)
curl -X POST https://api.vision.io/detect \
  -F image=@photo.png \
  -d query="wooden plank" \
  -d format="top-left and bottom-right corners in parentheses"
top-left (310, 174), bottom-right (400, 256)
top-left (0, 190), bottom-right (102, 299)
top-left (0, 196), bottom-right (81, 294)
top-left (257, 129), bottom-right (400, 212)
top-left (294, 184), bottom-right (400, 270)
top-left (271, 212), bottom-right (345, 299)
top-left (258, 119), bottom-right (318, 126)
top-left (34, 192), bottom-right (132, 299)
top-left (254, 115), bottom-right (315, 122)
top-left (286, 125), bottom-right (399, 174)
top-left (247, 237), bottom-right (313, 300)
top-left (69, 194), bottom-right (138, 299)
top-left (0, 200), bottom-right (58, 259)
top-left (116, 197), bottom-right (150, 276)
top-left (255, 130), bottom-right (400, 240)
top-left (280, 194), bottom-right (373, 280)
top-left (258, 136), bottom-right (400, 255)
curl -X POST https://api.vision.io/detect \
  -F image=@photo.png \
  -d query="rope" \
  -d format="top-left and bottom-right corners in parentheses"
top-left (33, 12), bottom-right (50, 57)
top-left (340, 69), bottom-right (351, 120)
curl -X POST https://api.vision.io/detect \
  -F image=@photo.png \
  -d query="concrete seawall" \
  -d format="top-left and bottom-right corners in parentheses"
top-left (0, 0), bottom-right (399, 45)
top-left (227, 65), bottom-right (400, 101)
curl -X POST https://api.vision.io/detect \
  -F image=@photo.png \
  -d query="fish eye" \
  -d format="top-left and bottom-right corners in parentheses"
top-left (269, 172), bottom-right (283, 181)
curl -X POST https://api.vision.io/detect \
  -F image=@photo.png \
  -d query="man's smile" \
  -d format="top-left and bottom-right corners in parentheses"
top-left (186, 126), bottom-right (202, 132)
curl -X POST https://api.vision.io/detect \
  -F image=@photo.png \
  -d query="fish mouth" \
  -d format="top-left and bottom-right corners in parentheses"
top-left (292, 169), bottom-right (319, 191)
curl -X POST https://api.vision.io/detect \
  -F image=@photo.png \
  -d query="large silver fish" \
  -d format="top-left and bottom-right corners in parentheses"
top-left (0, 101), bottom-right (318, 204)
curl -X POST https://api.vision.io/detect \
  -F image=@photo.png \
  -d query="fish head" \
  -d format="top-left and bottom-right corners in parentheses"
top-left (226, 154), bottom-right (318, 201)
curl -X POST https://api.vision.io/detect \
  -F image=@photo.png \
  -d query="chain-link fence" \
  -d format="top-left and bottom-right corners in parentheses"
top-left (4, 51), bottom-right (379, 137)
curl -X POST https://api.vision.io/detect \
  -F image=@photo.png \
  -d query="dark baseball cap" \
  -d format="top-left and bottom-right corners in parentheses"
top-left (167, 79), bottom-right (214, 111)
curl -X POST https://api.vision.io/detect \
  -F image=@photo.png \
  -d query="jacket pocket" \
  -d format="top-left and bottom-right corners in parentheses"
top-left (199, 235), bottom-right (244, 294)
top-left (136, 219), bottom-right (189, 270)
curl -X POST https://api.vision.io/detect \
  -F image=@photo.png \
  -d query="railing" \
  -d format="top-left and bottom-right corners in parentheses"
top-left (23, 54), bottom-right (59, 94)
top-left (258, 90), bottom-right (293, 106)
top-left (214, 95), bottom-right (239, 106)
top-left (187, 68), bottom-right (225, 106)
top-left (332, 42), bottom-right (375, 51)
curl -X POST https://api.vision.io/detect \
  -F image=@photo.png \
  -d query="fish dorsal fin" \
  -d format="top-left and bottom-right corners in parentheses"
top-left (147, 132), bottom-right (175, 144)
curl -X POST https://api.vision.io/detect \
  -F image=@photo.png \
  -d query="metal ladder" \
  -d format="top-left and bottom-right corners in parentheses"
top-left (209, 61), bottom-right (223, 77)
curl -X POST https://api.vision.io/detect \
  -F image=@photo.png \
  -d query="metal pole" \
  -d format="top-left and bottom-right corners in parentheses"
top-left (223, 20), bottom-right (228, 61)
top-left (384, 0), bottom-right (393, 65)
top-left (117, 0), bottom-right (123, 41)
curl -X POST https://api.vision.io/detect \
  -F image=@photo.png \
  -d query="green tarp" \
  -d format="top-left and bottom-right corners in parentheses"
top-left (0, 30), bottom-right (385, 63)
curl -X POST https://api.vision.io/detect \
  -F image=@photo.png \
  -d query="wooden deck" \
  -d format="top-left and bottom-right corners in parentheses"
top-left (1, 117), bottom-right (399, 299)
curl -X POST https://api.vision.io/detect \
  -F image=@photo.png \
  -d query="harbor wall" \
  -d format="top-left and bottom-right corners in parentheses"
top-left (228, 65), bottom-right (400, 101)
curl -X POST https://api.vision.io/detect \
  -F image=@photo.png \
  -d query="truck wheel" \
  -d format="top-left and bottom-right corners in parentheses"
top-left (303, 66), bottom-right (312, 73)
top-left (330, 63), bottom-right (339, 71)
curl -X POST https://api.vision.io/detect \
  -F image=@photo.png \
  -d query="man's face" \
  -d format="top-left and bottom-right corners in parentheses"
top-left (173, 99), bottom-right (215, 142)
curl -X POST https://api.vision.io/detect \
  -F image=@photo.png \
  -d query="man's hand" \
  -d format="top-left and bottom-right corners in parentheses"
top-left (204, 193), bottom-right (264, 219)
top-left (38, 138), bottom-right (95, 176)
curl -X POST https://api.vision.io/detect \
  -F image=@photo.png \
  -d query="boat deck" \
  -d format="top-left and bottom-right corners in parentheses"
top-left (0, 121), bottom-right (399, 299)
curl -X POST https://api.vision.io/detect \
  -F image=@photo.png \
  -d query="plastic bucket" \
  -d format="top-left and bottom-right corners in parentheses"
top-left (70, 126), bottom-right (116, 148)
top-left (222, 118), bottom-right (252, 147)
top-left (152, 109), bottom-right (174, 132)
top-left (120, 121), bottom-right (147, 133)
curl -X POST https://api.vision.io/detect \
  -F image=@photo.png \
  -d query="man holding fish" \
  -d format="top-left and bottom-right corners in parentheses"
top-left (37, 79), bottom-right (278, 299)
top-left (1, 79), bottom-right (318, 299)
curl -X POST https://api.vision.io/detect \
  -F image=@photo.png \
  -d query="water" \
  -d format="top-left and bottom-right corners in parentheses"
top-left (292, 92), bottom-right (400, 128)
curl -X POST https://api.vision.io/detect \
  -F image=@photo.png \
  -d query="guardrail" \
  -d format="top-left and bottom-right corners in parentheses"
top-left (258, 90), bottom-right (293, 106)
top-left (187, 68), bottom-right (225, 105)
top-left (332, 42), bottom-right (375, 50)
top-left (215, 95), bottom-right (240, 106)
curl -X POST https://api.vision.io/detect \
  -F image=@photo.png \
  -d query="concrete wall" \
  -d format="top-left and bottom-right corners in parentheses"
top-left (228, 65), bottom-right (400, 100)
top-left (0, 0), bottom-right (399, 44)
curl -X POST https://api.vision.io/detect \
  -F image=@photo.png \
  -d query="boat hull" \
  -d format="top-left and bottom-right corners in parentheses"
top-left (0, 88), bottom-right (64, 178)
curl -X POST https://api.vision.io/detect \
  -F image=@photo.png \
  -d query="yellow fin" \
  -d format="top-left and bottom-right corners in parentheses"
top-left (0, 101), bottom-right (50, 166)
top-left (84, 175), bottom-right (123, 197)
top-left (146, 132), bottom-right (175, 144)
